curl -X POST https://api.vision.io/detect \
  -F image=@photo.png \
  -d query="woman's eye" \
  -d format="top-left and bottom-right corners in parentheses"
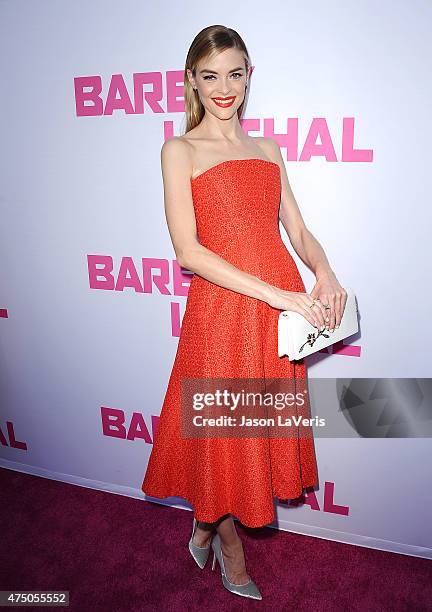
top-left (202, 73), bottom-right (243, 81)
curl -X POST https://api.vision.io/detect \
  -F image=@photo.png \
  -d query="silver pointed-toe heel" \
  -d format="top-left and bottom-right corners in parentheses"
top-left (188, 517), bottom-right (211, 569)
top-left (211, 532), bottom-right (262, 600)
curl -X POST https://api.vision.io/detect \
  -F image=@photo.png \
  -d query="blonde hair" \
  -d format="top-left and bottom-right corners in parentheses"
top-left (183, 25), bottom-right (251, 134)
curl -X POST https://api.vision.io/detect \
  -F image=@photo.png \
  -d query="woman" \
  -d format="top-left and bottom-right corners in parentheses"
top-left (142, 25), bottom-right (347, 601)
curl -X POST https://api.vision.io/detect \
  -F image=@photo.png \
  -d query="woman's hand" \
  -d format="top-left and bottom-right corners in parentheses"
top-left (310, 271), bottom-right (347, 332)
top-left (266, 287), bottom-right (328, 330)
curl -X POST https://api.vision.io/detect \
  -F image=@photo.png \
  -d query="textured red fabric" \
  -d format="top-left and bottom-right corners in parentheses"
top-left (142, 158), bottom-right (318, 528)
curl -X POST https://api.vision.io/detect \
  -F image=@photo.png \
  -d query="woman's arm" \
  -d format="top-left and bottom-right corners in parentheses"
top-left (160, 137), bottom-right (323, 329)
top-left (264, 138), bottom-right (347, 331)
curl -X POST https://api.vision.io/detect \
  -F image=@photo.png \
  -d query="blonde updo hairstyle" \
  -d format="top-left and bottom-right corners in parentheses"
top-left (183, 25), bottom-right (251, 134)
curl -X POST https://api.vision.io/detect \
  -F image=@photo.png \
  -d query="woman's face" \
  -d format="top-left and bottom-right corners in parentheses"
top-left (188, 48), bottom-right (249, 118)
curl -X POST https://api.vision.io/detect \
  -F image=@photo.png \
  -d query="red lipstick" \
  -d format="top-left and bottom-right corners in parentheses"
top-left (212, 96), bottom-right (235, 108)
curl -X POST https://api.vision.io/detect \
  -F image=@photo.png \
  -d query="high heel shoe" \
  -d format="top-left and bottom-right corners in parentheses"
top-left (211, 532), bottom-right (262, 600)
top-left (188, 517), bottom-right (211, 569)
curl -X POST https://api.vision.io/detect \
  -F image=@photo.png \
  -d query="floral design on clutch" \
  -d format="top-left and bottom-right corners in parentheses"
top-left (299, 329), bottom-right (330, 353)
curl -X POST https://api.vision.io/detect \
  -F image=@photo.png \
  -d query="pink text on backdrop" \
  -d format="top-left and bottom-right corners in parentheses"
top-left (0, 422), bottom-right (27, 450)
top-left (88, 255), bottom-right (190, 338)
top-left (279, 481), bottom-right (349, 515)
top-left (74, 68), bottom-right (258, 116)
top-left (87, 255), bottom-right (192, 295)
top-left (165, 117), bottom-right (372, 162)
top-left (101, 406), bottom-right (159, 443)
top-left (74, 73), bottom-right (372, 162)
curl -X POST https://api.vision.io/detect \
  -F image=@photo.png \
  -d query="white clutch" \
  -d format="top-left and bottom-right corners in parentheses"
top-left (278, 287), bottom-right (359, 361)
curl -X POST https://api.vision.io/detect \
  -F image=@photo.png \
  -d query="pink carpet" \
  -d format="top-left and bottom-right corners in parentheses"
top-left (1, 467), bottom-right (431, 610)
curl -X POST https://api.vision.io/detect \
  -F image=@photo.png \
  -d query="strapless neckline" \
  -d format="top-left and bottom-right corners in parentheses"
top-left (190, 158), bottom-right (280, 182)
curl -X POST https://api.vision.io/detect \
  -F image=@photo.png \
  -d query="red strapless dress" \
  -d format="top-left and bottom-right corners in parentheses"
top-left (142, 158), bottom-right (318, 528)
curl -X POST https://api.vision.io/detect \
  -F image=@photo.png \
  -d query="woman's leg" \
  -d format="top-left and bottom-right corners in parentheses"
top-left (215, 514), bottom-right (250, 585)
top-left (192, 519), bottom-right (215, 548)
top-left (193, 513), bottom-right (250, 585)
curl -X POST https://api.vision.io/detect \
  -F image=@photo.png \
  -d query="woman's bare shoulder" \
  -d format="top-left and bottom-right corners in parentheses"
top-left (161, 135), bottom-right (191, 155)
top-left (160, 136), bottom-right (194, 170)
